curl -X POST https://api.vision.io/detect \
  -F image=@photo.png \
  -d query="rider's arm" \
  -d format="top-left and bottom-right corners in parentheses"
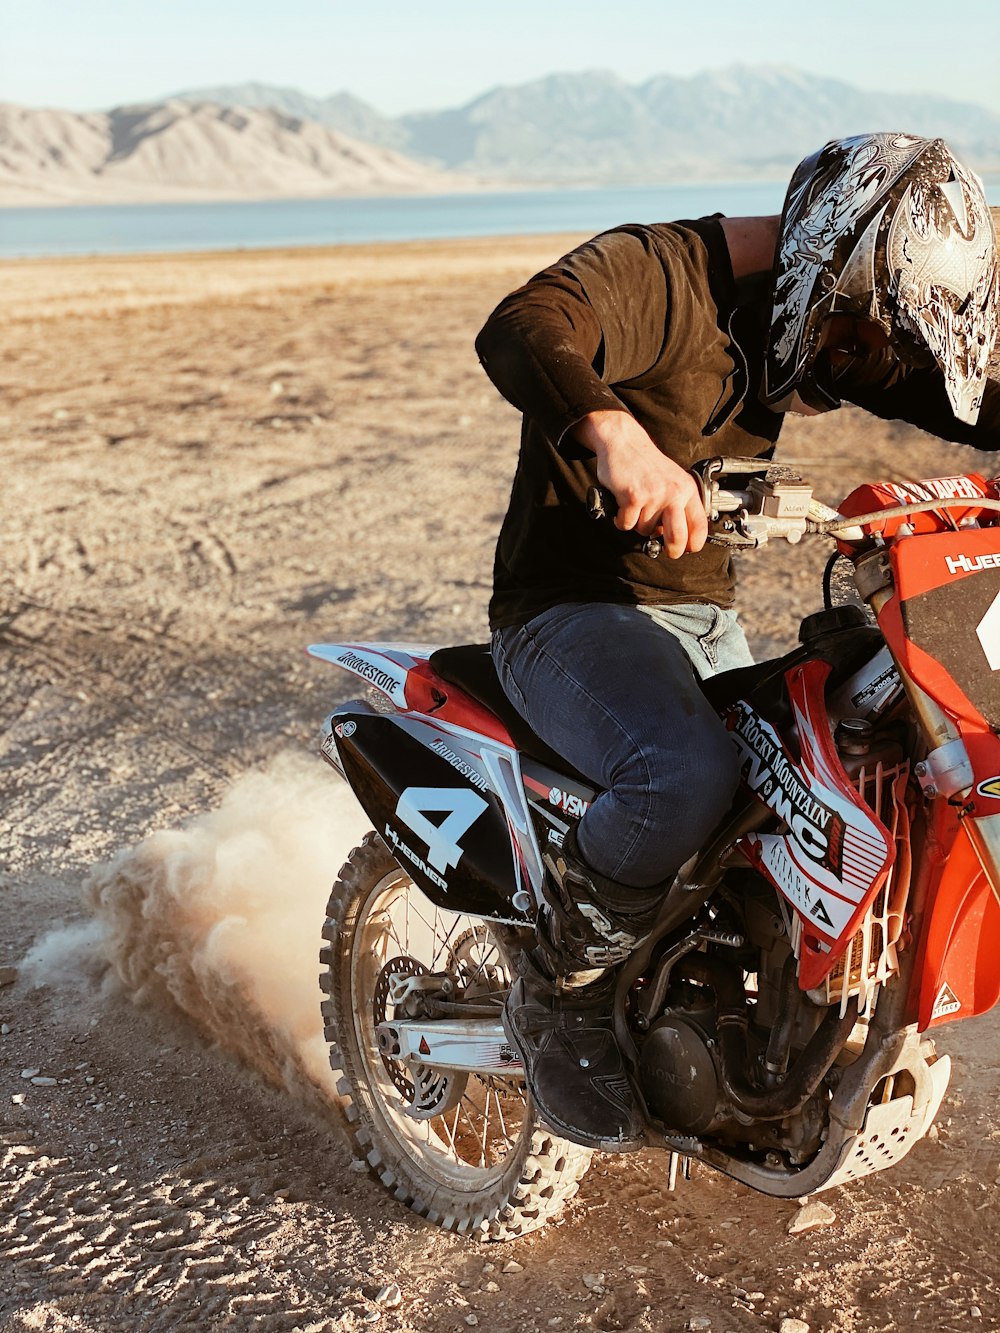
top-left (842, 357), bottom-right (1000, 449)
top-left (474, 263), bottom-right (620, 445)
top-left (475, 227), bottom-right (679, 450)
top-left (475, 228), bottom-right (707, 555)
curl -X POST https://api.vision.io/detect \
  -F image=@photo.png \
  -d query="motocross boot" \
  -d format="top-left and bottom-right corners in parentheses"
top-left (502, 829), bottom-right (662, 1153)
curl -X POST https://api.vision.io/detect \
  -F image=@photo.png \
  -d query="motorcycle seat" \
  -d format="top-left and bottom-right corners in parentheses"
top-left (429, 644), bottom-right (592, 785)
top-left (429, 643), bottom-right (798, 787)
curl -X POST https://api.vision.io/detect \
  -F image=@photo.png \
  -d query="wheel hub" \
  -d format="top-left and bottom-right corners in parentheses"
top-left (372, 955), bottom-right (467, 1118)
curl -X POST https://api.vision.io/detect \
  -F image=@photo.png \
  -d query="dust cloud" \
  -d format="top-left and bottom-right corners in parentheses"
top-left (83, 751), bottom-right (369, 1099)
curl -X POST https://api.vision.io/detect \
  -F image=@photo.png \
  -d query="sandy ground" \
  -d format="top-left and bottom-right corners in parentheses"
top-left (2, 227), bottom-right (1000, 1333)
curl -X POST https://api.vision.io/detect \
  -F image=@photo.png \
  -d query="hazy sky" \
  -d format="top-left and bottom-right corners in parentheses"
top-left (3, 0), bottom-right (999, 115)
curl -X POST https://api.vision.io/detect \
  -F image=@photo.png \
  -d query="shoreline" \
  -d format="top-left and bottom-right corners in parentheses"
top-left (3, 208), bottom-right (997, 326)
top-left (2, 171), bottom-right (997, 211)
top-left (0, 174), bottom-right (800, 212)
top-left (0, 233), bottom-right (592, 322)
top-left (3, 203), bottom-right (997, 313)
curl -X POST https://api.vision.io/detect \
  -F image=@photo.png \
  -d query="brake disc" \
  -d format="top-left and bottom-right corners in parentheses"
top-left (372, 955), bottom-right (467, 1119)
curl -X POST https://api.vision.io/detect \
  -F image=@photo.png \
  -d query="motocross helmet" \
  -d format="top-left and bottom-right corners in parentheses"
top-left (762, 132), bottom-right (999, 424)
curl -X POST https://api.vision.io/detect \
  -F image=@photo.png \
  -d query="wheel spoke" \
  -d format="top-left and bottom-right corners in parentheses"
top-left (325, 842), bottom-right (589, 1236)
top-left (444, 1102), bottom-right (462, 1160)
top-left (348, 867), bottom-right (531, 1181)
top-left (492, 1087), bottom-right (513, 1147)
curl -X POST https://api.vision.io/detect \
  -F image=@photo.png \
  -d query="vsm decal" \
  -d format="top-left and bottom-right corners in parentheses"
top-left (548, 787), bottom-right (590, 818)
top-left (976, 776), bottom-right (1000, 800)
top-left (728, 703), bottom-right (846, 874)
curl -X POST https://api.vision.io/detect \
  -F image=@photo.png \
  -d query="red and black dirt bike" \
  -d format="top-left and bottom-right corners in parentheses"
top-left (308, 458), bottom-right (1000, 1240)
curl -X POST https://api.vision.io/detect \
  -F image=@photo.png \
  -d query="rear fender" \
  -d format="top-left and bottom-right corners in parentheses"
top-left (307, 640), bottom-right (515, 743)
top-left (306, 641), bottom-right (437, 710)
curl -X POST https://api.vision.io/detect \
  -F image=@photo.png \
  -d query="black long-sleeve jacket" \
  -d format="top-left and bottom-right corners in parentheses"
top-left (477, 216), bottom-right (1000, 630)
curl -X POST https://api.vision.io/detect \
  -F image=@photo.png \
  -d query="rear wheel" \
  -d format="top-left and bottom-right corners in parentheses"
top-left (320, 831), bottom-right (591, 1239)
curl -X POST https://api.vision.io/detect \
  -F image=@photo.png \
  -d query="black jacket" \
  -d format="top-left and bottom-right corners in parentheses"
top-left (477, 216), bottom-right (1000, 630)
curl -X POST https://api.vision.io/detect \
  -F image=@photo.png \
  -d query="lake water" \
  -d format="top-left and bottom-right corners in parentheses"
top-left (0, 183), bottom-right (793, 259)
top-left (3, 179), bottom-right (997, 260)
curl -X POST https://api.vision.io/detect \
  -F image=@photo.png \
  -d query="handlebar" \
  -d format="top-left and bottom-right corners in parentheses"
top-left (587, 457), bottom-right (1000, 556)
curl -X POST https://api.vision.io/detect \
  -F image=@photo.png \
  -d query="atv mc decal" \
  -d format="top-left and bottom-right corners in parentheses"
top-left (931, 982), bottom-right (962, 1020)
top-left (728, 672), bottom-right (893, 946)
top-left (729, 703), bottom-right (847, 871)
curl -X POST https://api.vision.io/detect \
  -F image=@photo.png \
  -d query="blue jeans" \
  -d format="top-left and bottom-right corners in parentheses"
top-left (492, 602), bottom-right (753, 888)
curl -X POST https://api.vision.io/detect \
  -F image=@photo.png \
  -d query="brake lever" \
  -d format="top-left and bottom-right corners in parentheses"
top-left (692, 456), bottom-right (816, 547)
top-left (587, 466), bottom-right (741, 555)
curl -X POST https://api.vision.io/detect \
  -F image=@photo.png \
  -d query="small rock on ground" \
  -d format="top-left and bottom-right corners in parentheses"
top-left (788, 1201), bottom-right (836, 1235)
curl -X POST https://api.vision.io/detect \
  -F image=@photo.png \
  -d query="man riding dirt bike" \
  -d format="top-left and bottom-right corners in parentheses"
top-left (309, 133), bottom-right (1000, 1239)
top-left (473, 131), bottom-right (999, 1153)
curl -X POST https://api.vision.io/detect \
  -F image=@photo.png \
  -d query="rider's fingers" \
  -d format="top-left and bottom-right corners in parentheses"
top-left (635, 500), bottom-right (666, 537)
top-left (685, 492), bottom-right (709, 553)
top-left (662, 502), bottom-right (689, 560)
top-left (614, 496), bottom-right (642, 531)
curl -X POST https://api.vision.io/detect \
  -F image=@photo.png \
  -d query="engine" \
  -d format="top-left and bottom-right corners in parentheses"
top-left (633, 881), bottom-right (837, 1163)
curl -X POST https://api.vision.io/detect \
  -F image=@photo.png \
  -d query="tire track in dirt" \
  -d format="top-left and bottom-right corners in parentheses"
top-left (3, 240), bottom-right (1000, 1333)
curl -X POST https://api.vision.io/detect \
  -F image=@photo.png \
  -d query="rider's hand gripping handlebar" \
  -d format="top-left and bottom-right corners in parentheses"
top-left (586, 456), bottom-right (836, 555)
top-left (585, 486), bottom-right (664, 558)
top-left (586, 456), bottom-right (1000, 554)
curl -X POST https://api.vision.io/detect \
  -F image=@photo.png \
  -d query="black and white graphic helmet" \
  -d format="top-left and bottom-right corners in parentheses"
top-left (762, 133), bottom-right (999, 424)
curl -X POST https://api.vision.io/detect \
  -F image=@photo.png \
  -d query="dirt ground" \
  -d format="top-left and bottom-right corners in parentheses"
top-left (2, 226), bottom-right (1000, 1333)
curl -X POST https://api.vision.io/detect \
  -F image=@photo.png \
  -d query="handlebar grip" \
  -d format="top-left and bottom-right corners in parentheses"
top-left (585, 486), bottom-right (662, 558)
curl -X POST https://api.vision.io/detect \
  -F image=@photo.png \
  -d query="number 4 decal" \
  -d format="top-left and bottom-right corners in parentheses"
top-left (394, 787), bottom-right (488, 874)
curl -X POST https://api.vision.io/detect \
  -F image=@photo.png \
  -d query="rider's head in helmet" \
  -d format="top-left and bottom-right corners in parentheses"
top-left (762, 132), bottom-right (999, 425)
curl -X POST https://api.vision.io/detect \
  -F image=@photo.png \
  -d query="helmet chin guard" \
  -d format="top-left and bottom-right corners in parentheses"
top-left (763, 133), bottom-right (999, 424)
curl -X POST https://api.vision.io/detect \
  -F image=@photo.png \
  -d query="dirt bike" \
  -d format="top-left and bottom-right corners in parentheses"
top-left (307, 457), bottom-right (1000, 1240)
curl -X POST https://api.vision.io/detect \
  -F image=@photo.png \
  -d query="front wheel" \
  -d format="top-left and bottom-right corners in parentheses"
top-left (319, 831), bottom-right (591, 1239)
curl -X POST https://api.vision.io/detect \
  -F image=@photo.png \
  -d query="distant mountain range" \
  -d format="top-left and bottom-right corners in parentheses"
top-left (0, 100), bottom-right (468, 206)
top-left (2, 66), bottom-right (998, 207)
top-left (174, 67), bottom-right (1000, 181)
